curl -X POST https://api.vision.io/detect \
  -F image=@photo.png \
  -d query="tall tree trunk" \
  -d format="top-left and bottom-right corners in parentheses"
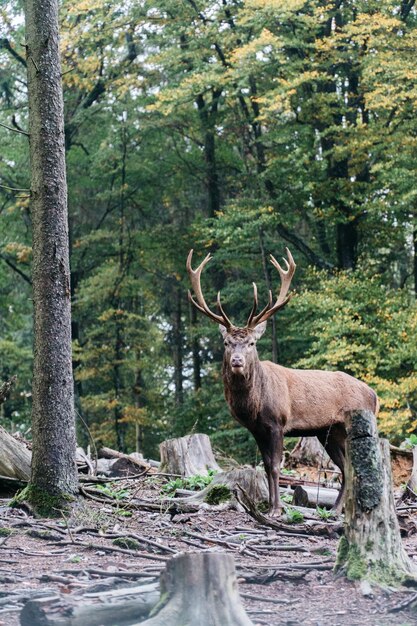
top-left (172, 285), bottom-right (184, 406)
top-left (190, 304), bottom-right (201, 391)
top-left (25, 0), bottom-right (78, 503)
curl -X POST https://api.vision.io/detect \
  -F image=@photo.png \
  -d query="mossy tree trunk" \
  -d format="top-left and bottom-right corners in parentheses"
top-left (335, 410), bottom-right (415, 585)
top-left (24, 0), bottom-right (78, 511)
top-left (139, 552), bottom-right (253, 626)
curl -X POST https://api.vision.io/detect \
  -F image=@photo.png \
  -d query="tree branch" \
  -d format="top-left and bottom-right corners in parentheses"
top-left (0, 121), bottom-right (29, 136)
top-left (0, 253), bottom-right (32, 285)
top-left (0, 38), bottom-right (27, 67)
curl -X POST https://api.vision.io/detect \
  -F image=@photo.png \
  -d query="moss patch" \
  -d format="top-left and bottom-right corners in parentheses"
top-left (204, 484), bottom-right (231, 505)
top-left (112, 537), bottom-right (141, 550)
top-left (11, 484), bottom-right (74, 518)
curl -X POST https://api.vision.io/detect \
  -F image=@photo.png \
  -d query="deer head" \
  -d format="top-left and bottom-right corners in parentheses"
top-left (186, 248), bottom-right (296, 374)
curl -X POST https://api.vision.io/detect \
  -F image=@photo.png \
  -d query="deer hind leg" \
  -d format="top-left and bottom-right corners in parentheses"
top-left (253, 421), bottom-right (283, 517)
top-left (317, 426), bottom-right (346, 514)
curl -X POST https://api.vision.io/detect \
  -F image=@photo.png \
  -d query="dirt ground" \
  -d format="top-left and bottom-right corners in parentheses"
top-left (1, 464), bottom-right (417, 626)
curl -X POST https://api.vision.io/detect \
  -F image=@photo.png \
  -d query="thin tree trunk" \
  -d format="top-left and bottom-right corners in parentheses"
top-left (25, 0), bottom-right (78, 503)
top-left (190, 304), bottom-right (201, 391)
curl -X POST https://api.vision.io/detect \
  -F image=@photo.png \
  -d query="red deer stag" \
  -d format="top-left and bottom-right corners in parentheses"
top-left (187, 248), bottom-right (379, 516)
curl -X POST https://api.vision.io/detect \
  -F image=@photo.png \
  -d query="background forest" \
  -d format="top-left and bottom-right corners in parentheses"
top-left (0, 0), bottom-right (416, 462)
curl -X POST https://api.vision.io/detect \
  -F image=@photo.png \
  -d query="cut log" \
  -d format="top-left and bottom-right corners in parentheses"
top-left (335, 409), bottom-right (416, 585)
top-left (293, 484), bottom-right (339, 509)
top-left (0, 425), bottom-right (31, 481)
top-left (19, 582), bottom-right (159, 626)
top-left (138, 552), bottom-right (253, 626)
top-left (159, 433), bottom-right (221, 477)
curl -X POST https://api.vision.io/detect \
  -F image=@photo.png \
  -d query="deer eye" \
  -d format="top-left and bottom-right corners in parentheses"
top-left (249, 342), bottom-right (255, 347)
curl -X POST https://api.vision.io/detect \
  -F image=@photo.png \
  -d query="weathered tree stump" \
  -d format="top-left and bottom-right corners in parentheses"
top-left (335, 410), bottom-right (416, 585)
top-left (174, 467), bottom-right (269, 510)
top-left (0, 425), bottom-right (31, 481)
top-left (289, 436), bottom-right (335, 469)
top-left (159, 433), bottom-right (221, 477)
top-left (20, 582), bottom-right (159, 626)
top-left (138, 552), bottom-right (253, 626)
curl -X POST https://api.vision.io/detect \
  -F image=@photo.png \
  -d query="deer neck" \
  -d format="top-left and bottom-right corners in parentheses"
top-left (222, 355), bottom-right (263, 426)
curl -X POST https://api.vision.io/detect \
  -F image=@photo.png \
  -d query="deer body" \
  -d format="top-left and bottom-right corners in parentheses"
top-left (187, 248), bottom-right (379, 515)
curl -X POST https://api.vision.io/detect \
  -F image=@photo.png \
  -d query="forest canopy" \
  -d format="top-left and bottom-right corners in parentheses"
top-left (0, 0), bottom-right (416, 459)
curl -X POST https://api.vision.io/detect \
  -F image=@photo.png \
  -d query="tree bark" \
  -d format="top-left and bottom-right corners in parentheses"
top-left (159, 433), bottom-right (221, 477)
top-left (139, 552), bottom-right (253, 626)
top-left (24, 0), bottom-right (78, 501)
top-left (335, 410), bottom-right (416, 584)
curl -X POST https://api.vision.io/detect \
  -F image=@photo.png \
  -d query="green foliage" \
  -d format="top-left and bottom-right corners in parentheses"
top-left (162, 470), bottom-right (217, 495)
top-left (283, 506), bottom-right (304, 524)
top-left (316, 506), bottom-right (333, 520)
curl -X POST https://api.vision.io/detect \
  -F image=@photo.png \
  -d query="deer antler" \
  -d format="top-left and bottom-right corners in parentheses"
top-left (186, 249), bottom-right (233, 330)
top-left (246, 248), bottom-right (296, 329)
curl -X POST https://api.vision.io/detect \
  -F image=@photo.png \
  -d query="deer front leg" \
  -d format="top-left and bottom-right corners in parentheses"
top-left (254, 421), bottom-right (284, 517)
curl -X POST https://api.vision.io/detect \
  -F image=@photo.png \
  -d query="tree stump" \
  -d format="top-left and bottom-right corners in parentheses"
top-left (0, 425), bottom-right (31, 481)
top-left (138, 552), bottom-right (253, 626)
top-left (177, 467), bottom-right (269, 509)
top-left (159, 434), bottom-right (221, 477)
top-left (335, 409), bottom-right (416, 585)
top-left (289, 436), bottom-right (335, 469)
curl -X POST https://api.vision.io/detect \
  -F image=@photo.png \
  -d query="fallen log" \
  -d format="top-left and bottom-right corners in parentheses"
top-left (98, 447), bottom-right (154, 474)
top-left (19, 582), bottom-right (159, 626)
top-left (0, 425), bottom-right (31, 481)
top-left (159, 433), bottom-right (221, 477)
top-left (138, 552), bottom-right (253, 626)
top-left (335, 409), bottom-right (416, 585)
top-left (293, 484), bottom-right (339, 509)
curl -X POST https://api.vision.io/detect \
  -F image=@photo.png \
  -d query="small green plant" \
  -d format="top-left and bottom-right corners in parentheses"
top-left (281, 468), bottom-right (296, 476)
top-left (95, 483), bottom-right (129, 500)
top-left (283, 506), bottom-right (304, 524)
top-left (281, 491), bottom-right (293, 504)
top-left (316, 506), bottom-right (333, 520)
top-left (68, 555), bottom-right (82, 563)
top-left (404, 434), bottom-right (417, 449)
top-left (162, 470), bottom-right (217, 496)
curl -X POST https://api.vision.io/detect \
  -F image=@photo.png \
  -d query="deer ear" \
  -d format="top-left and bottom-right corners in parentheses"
top-left (219, 324), bottom-right (228, 338)
top-left (252, 321), bottom-right (267, 340)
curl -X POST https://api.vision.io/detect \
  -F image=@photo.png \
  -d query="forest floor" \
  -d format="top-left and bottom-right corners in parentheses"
top-left (1, 461), bottom-right (417, 626)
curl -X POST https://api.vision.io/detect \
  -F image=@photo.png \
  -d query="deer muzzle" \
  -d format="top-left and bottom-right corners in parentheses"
top-left (230, 354), bottom-right (245, 373)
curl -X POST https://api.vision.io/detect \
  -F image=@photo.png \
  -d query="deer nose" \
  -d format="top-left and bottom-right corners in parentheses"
top-left (231, 355), bottom-right (244, 368)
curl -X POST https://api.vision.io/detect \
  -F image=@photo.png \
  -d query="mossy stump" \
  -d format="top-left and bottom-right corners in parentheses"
top-left (335, 409), bottom-right (416, 585)
top-left (138, 552), bottom-right (253, 626)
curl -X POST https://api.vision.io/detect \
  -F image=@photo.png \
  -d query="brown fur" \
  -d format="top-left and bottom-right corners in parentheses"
top-left (221, 327), bottom-right (378, 515)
